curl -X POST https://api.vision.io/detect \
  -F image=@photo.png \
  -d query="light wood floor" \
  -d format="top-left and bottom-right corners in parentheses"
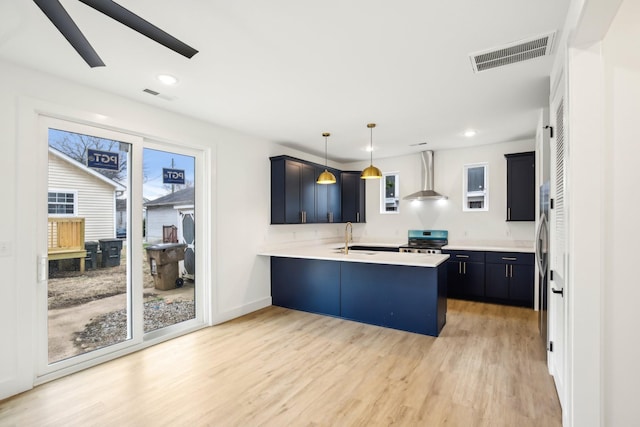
top-left (1, 299), bottom-right (561, 426)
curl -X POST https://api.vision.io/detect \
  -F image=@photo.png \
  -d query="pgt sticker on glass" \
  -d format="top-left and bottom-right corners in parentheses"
top-left (163, 168), bottom-right (185, 184)
top-left (87, 149), bottom-right (120, 171)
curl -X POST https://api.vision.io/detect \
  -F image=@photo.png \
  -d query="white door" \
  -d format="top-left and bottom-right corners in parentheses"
top-left (548, 75), bottom-right (567, 408)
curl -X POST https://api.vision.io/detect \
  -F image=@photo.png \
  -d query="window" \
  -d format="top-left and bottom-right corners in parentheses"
top-left (380, 172), bottom-right (400, 213)
top-left (48, 190), bottom-right (77, 215)
top-left (463, 163), bottom-right (488, 211)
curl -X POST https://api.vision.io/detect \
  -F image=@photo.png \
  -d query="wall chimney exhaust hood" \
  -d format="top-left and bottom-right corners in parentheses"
top-left (403, 151), bottom-right (448, 201)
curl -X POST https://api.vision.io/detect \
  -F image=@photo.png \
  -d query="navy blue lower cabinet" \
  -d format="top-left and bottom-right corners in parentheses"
top-left (271, 257), bottom-right (341, 316)
top-left (484, 252), bottom-right (535, 308)
top-left (341, 262), bottom-right (446, 336)
top-left (271, 257), bottom-right (446, 336)
top-left (485, 263), bottom-right (510, 299)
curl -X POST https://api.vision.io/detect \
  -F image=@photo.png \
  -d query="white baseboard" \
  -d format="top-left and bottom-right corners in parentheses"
top-left (211, 297), bottom-right (272, 325)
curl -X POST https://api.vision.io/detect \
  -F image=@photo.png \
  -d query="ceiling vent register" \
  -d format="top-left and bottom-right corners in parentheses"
top-left (143, 88), bottom-right (175, 101)
top-left (470, 31), bottom-right (556, 73)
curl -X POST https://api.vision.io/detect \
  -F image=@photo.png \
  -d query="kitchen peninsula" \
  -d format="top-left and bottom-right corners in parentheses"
top-left (259, 244), bottom-right (449, 337)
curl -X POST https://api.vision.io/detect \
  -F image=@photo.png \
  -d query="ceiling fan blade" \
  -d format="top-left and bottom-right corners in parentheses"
top-left (78, 0), bottom-right (199, 59)
top-left (33, 0), bottom-right (105, 67)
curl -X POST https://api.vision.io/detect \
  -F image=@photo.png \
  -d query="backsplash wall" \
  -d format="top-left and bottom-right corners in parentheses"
top-left (264, 138), bottom-right (536, 246)
top-left (346, 139), bottom-right (536, 243)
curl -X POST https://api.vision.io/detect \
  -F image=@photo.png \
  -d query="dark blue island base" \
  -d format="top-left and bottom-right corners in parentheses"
top-left (271, 257), bottom-right (447, 337)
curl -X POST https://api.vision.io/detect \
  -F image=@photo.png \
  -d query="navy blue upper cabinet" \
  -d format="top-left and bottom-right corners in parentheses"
top-left (505, 151), bottom-right (535, 221)
top-left (271, 156), bottom-right (315, 224)
top-left (271, 156), bottom-right (345, 224)
top-left (341, 171), bottom-right (366, 223)
top-left (315, 165), bottom-right (342, 223)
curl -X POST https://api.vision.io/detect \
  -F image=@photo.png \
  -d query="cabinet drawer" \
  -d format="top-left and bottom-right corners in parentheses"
top-left (485, 252), bottom-right (534, 265)
top-left (443, 250), bottom-right (484, 263)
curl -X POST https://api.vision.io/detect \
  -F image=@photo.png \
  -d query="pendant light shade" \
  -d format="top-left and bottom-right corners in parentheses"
top-left (317, 132), bottom-right (337, 184)
top-left (361, 123), bottom-right (382, 179)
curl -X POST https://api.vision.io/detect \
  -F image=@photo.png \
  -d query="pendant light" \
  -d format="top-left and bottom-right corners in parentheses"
top-left (361, 123), bottom-right (382, 179)
top-left (317, 132), bottom-right (337, 184)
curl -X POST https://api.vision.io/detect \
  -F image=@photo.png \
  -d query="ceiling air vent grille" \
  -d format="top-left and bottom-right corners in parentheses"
top-left (142, 88), bottom-right (175, 101)
top-left (470, 31), bottom-right (556, 73)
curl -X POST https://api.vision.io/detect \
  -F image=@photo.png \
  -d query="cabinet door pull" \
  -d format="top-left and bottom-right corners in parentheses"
top-left (463, 262), bottom-right (466, 274)
top-left (505, 264), bottom-right (509, 278)
top-left (459, 262), bottom-right (462, 274)
top-left (508, 207), bottom-right (511, 220)
top-left (502, 257), bottom-right (517, 261)
top-left (510, 264), bottom-right (513, 278)
top-left (356, 212), bottom-right (360, 222)
top-left (456, 255), bottom-right (469, 258)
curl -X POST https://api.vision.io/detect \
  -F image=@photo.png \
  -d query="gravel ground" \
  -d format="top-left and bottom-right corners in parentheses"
top-left (73, 300), bottom-right (195, 352)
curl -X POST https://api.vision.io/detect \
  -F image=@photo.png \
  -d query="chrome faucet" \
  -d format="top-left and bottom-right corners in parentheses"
top-left (344, 222), bottom-right (353, 254)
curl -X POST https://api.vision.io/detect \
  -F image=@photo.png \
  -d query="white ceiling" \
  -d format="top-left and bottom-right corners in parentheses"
top-left (0, 0), bottom-right (570, 162)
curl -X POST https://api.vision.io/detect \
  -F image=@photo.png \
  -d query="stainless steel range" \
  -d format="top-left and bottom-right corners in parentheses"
top-left (398, 230), bottom-right (448, 254)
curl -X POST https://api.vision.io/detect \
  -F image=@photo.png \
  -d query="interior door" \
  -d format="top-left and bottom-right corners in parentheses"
top-left (549, 75), bottom-right (567, 408)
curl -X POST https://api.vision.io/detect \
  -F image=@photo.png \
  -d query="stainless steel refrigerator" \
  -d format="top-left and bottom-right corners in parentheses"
top-left (537, 181), bottom-right (550, 346)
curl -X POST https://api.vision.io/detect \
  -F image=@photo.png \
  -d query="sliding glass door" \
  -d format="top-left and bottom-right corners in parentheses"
top-left (142, 147), bottom-right (196, 334)
top-left (39, 117), bottom-right (205, 376)
top-left (45, 121), bottom-right (134, 366)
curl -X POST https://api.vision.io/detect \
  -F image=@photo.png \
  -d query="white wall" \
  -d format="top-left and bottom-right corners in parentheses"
top-left (0, 60), bottom-right (275, 398)
top-left (566, 42), bottom-right (605, 426)
top-left (601, 1), bottom-right (640, 424)
top-left (555, 0), bottom-right (638, 425)
top-left (343, 139), bottom-right (537, 243)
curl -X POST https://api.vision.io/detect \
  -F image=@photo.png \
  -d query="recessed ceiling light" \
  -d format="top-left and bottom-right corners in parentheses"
top-left (464, 130), bottom-right (477, 137)
top-left (157, 74), bottom-right (178, 85)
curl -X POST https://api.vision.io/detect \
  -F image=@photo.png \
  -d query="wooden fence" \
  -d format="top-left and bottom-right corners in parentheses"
top-left (48, 217), bottom-right (86, 272)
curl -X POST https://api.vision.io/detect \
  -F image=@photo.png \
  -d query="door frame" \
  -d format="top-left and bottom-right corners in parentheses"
top-left (548, 70), bottom-right (568, 412)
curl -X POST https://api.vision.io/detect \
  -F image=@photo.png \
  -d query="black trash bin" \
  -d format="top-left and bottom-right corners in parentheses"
top-left (84, 241), bottom-right (99, 270)
top-left (145, 243), bottom-right (187, 290)
top-left (99, 238), bottom-right (123, 268)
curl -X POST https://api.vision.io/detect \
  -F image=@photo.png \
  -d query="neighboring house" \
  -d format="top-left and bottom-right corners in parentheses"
top-left (144, 187), bottom-right (194, 242)
top-left (48, 147), bottom-right (126, 242)
top-left (144, 187), bottom-right (195, 279)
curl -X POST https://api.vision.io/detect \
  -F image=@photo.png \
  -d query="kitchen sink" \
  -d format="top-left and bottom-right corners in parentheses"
top-left (333, 248), bottom-right (377, 255)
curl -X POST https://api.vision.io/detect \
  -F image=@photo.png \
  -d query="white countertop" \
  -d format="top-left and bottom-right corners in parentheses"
top-left (443, 240), bottom-right (534, 253)
top-left (258, 243), bottom-right (449, 268)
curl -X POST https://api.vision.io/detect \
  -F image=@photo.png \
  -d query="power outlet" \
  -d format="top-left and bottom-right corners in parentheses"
top-left (0, 240), bottom-right (12, 257)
